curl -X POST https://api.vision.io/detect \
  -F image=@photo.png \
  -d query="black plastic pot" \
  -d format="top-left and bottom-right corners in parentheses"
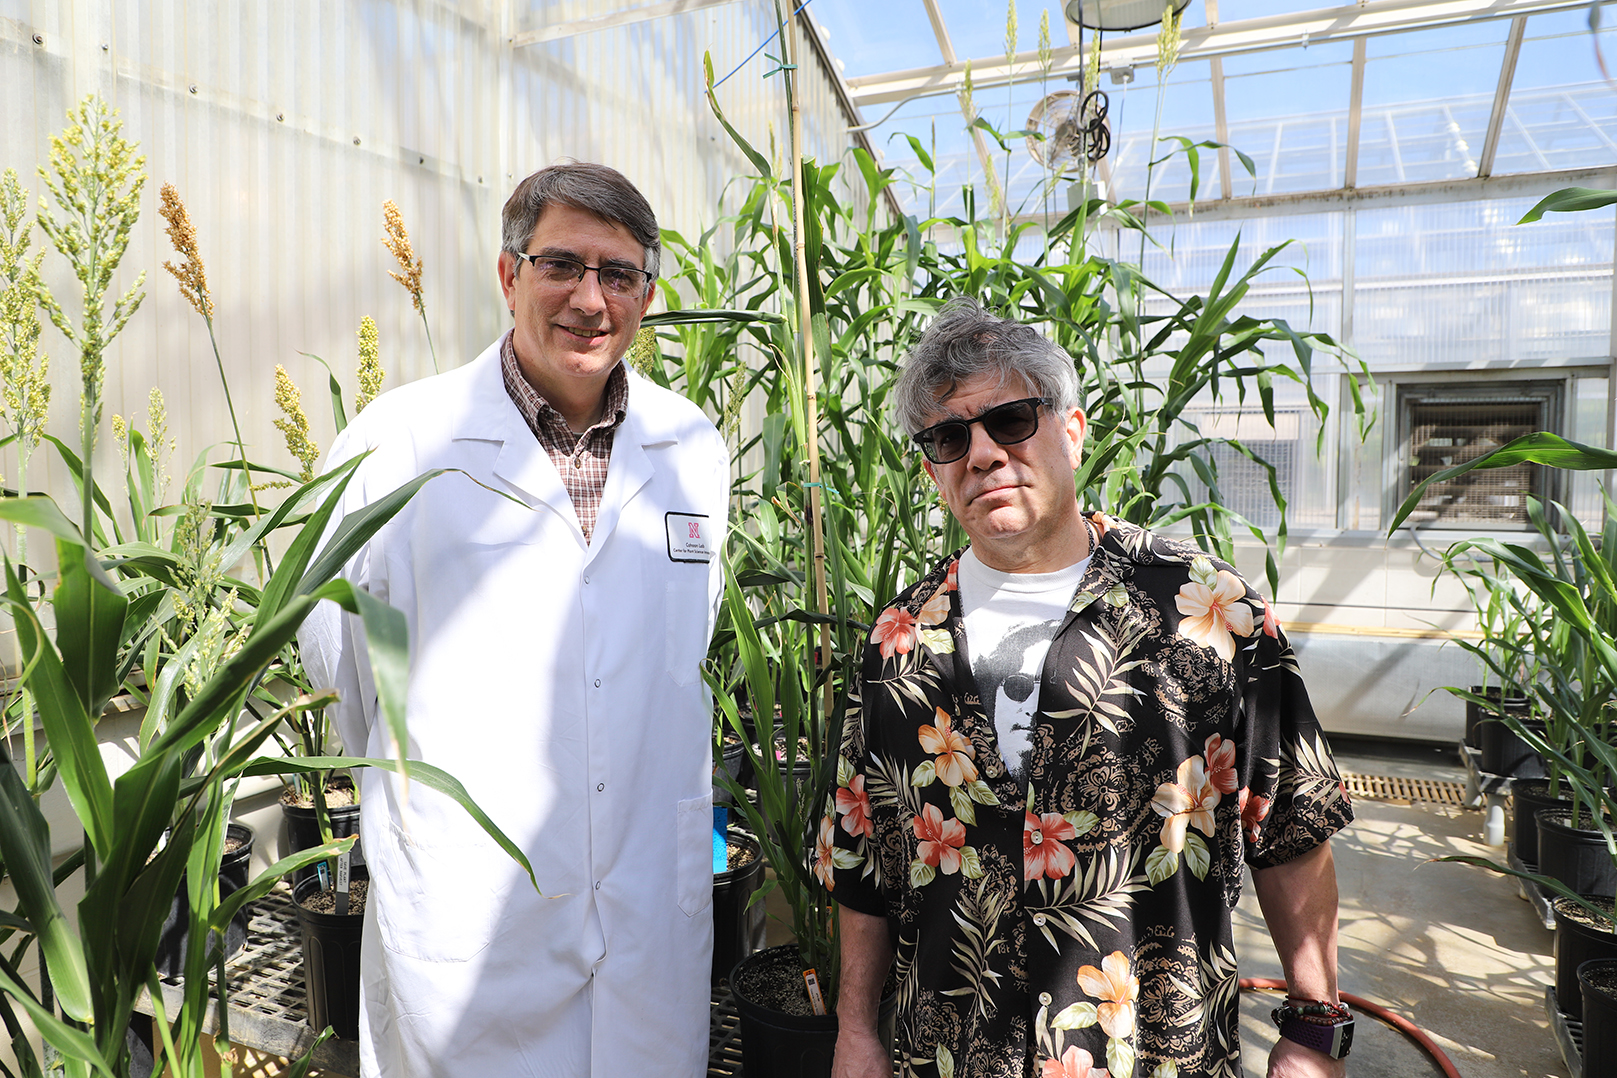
top-left (730, 944), bottom-right (897, 1078)
top-left (282, 786), bottom-right (363, 887)
top-left (1553, 896), bottom-right (1617, 1022)
top-left (1578, 958), bottom-right (1617, 1075)
top-left (715, 733), bottom-right (753, 805)
top-left (1536, 809), bottom-right (1617, 900)
top-left (293, 869), bottom-right (367, 1040)
top-left (152, 822), bottom-right (255, 979)
top-left (713, 829), bottom-right (766, 985)
top-left (1479, 714), bottom-right (1544, 778)
top-left (1512, 780), bottom-right (1572, 866)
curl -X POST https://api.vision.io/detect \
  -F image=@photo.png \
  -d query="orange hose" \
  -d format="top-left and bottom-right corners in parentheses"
top-left (1240, 978), bottom-right (1463, 1078)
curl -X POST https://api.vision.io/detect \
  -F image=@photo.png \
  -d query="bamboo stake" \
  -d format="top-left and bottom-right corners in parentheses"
top-left (783, 10), bottom-right (834, 721)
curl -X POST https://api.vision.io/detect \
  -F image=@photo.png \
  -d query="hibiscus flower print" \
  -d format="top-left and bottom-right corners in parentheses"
top-left (1203, 734), bottom-right (1239, 795)
top-left (1041, 1046), bottom-right (1110, 1078)
top-left (1261, 596), bottom-right (1280, 638)
top-left (1151, 755), bottom-right (1221, 852)
top-left (836, 773), bottom-right (874, 838)
top-left (871, 606), bottom-right (918, 660)
top-left (812, 814), bottom-right (837, 889)
top-left (1023, 810), bottom-right (1077, 881)
top-left (1174, 567), bottom-right (1254, 663)
top-left (917, 585), bottom-right (950, 628)
top-left (1239, 786), bottom-right (1272, 842)
top-left (917, 709), bottom-right (979, 787)
top-left (1076, 951), bottom-right (1139, 1039)
top-left (912, 803), bottom-right (967, 874)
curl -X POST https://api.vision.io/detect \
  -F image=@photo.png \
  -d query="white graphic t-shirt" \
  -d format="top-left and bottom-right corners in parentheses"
top-left (957, 548), bottom-right (1091, 785)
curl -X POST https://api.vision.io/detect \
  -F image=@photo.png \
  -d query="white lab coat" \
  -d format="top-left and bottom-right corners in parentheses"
top-left (298, 338), bottom-right (729, 1077)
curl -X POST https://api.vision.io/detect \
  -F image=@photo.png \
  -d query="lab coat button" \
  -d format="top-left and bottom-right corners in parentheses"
top-left (594, 678), bottom-right (602, 688)
top-left (594, 881), bottom-right (601, 890)
top-left (597, 783), bottom-right (605, 792)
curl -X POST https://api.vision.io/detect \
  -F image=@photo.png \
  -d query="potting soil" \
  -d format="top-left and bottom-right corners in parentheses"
top-left (298, 878), bottom-right (368, 916)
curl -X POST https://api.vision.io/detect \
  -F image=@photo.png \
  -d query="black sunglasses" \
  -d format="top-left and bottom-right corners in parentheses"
top-left (912, 397), bottom-right (1051, 464)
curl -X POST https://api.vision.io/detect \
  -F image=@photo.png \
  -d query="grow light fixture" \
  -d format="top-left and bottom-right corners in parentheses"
top-left (1064, 0), bottom-right (1191, 32)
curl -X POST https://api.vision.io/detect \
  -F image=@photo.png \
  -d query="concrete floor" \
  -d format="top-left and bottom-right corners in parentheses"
top-left (1229, 739), bottom-right (1570, 1078)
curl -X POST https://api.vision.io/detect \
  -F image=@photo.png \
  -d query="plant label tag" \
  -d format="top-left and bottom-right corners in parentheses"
top-left (335, 850), bottom-right (351, 916)
top-left (665, 512), bottom-right (713, 563)
top-left (803, 968), bottom-right (827, 1016)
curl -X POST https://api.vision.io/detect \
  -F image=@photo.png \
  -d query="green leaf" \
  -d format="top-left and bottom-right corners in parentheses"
top-left (315, 580), bottom-right (411, 781)
top-left (1183, 831), bottom-right (1211, 880)
top-left (52, 536), bottom-right (128, 718)
top-left (911, 760), bottom-right (937, 787)
top-left (1518, 186), bottom-right (1617, 224)
top-left (958, 845), bottom-right (984, 879)
top-left (1145, 844), bottom-right (1178, 885)
top-left (1063, 809), bottom-right (1098, 837)
top-left (294, 468), bottom-right (454, 600)
top-left (1388, 432), bottom-right (1617, 532)
top-left (3, 564), bottom-right (115, 859)
top-left (948, 784), bottom-right (976, 825)
top-left (0, 498), bottom-right (112, 591)
top-left (909, 858), bottom-right (936, 888)
top-left (237, 755), bottom-right (539, 893)
top-left (0, 960), bottom-right (110, 1076)
top-left (1106, 1035), bottom-right (1134, 1078)
top-left (1051, 1001), bottom-right (1098, 1030)
top-left (212, 839), bottom-right (358, 929)
top-left (0, 745), bottom-right (92, 1022)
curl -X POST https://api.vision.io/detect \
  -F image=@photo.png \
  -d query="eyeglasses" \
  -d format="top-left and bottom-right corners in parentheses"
top-left (912, 397), bottom-right (1051, 464)
top-left (512, 253), bottom-right (651, 298)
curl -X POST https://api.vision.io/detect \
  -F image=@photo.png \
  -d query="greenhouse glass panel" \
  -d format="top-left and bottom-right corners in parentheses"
top-left (1353, 198), bottom-right (1614, 368)
top-left (805, 0), bottom-right (941, 78)
top-left (1136, 212), bottom-right (1343, 339)
top-left (1096, 59), bottom-right (1219, 207)
top-left (1357, 22), bottom-right (1508, 187)
top-left (1493, 4), bottom-right (1617, 175)
top-left (1220, 42), bottom-right (1354, 196)
top-left (935, 0), bottom-right (1073, 56)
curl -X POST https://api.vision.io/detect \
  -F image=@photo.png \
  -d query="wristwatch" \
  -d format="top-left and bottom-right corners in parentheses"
top-left (1271, 997), bottom-right (1354, 1060)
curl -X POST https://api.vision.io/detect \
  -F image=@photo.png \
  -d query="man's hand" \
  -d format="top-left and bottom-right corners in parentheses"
top-left (1266, 1034), bottom-right (1347, 1078)
top-left (832, 1026), bottom-right (892, 1078)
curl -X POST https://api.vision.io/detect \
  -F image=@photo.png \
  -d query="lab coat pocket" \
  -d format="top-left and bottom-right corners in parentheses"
top-left (372, 823), bottom-right (503, 963)
top-left (676, 794), bottom-right (714, 917)
top-left (666, 577), bottom-right (708, 687)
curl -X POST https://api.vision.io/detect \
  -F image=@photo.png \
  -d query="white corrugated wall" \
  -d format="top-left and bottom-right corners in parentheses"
top-left (0, 0), bottom-right (856, 518)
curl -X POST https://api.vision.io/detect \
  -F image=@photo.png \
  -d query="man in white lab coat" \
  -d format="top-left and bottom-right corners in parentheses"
top-left (299, 162), bottom-right (729, 1077)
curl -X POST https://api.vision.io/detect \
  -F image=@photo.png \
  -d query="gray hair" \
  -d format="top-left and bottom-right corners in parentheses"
top-left (501, 162), bottom-right (661, 282)
top-left (893, 296), bottom-right (1082, 435)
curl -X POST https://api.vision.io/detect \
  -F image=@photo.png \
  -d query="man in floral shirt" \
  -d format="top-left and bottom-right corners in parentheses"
top-left (828, 299), bottom-right (1353, 1078)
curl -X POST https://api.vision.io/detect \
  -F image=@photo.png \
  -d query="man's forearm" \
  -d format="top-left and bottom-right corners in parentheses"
top-left (836, 905), bottom-right (894, 1030)
top-left (1251, 840), bottom-right (1340, 1003)
top-left (833, 905), bottom-right (895, 1078)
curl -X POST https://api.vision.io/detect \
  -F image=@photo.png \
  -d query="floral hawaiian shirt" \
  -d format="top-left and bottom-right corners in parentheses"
top-left (826, 512), bottom-right (1353, 1078)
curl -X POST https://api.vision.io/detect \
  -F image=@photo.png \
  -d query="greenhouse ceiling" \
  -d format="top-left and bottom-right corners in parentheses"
top-left (535, 0), bottom-right (1617, 221)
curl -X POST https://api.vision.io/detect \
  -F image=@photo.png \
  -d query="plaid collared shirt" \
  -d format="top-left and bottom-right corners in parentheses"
top-left (499, 330), bottom-right (628, 543)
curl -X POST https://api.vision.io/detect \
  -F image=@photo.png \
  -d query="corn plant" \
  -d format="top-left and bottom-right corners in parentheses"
top-left (1392, 428), bottom-right (1617, 925)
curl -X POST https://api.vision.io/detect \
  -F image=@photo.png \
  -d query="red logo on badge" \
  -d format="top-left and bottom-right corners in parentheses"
top-left (688, 522), bottom-right (701, 539)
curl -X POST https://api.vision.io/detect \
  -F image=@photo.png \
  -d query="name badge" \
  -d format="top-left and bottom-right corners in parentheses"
top-left (665, 512), bottom-right (714, 563)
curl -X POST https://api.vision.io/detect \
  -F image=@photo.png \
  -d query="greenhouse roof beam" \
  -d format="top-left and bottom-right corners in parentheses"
top-left (845, 0), bottom-right (1593, 106)
top-left (1345, 37), bottom-right (1365, 189)
top-left (1069, 164), bottom-right (1617, 225)
top-left (920, 0), bottom-right (957, 66)
top-left (1478, 16), bottom-right (1527, 178)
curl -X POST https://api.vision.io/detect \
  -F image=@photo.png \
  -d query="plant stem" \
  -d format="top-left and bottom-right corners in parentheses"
top-left (782, 7), bottom-right (833, 723)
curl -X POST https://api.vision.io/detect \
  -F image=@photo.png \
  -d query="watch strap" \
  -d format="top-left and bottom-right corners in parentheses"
top-left (1271, 999), bottom-right (1354, 1060)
